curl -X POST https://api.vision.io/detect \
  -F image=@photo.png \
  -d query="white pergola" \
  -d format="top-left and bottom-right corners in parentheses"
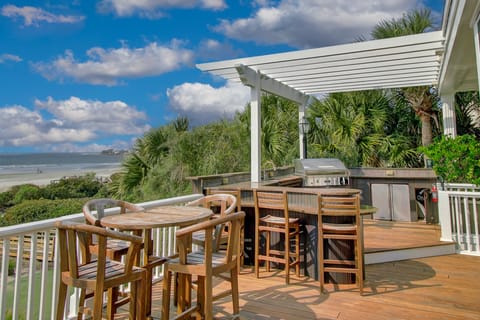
top-left (197, 0), bottom-right (480, 184)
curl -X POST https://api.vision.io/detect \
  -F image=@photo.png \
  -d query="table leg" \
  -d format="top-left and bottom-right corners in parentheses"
top-left (143, 229), bottom-right (153, 318)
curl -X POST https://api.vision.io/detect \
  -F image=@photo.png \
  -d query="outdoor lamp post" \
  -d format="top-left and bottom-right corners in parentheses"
top-left (299, 117), bottom-right (310, 159)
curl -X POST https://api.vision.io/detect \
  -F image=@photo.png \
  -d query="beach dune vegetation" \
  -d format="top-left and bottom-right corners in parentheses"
top-left (2, 198), bottom-right (85, 225)
top-left (0, 174), bottom-right (110, 226)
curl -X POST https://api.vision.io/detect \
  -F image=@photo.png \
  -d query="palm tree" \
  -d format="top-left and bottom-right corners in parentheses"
top-left (454, 91), bottom-right (480, 138)
top-left (370, 8), bottom-right (439, 147)
top-left (112, 125), bottom-right (174, 199)
top-left (308, 91), bottom-right (390, 167)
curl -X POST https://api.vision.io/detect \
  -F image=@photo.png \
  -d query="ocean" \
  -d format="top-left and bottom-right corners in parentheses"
top-left (0, 152), bottom-right (125, 175)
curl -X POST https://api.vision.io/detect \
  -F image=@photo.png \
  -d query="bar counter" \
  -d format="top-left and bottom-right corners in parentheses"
top-left (208, 177), bottom-right (361, 280)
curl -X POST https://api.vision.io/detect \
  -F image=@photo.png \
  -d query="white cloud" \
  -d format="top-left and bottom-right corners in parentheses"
top-left (214, 0), bottom-right (429, 48)
top-left (98, 0), bottom-right (226, 17)
top-left (167, 81), bottom-right (250, 125)
top-left (33, 41), bottom-right (194, 85)
top-left (0, 97), bottom-right (150, 149)
top-left (1, 5), bottom-right (85, 27)
top-left (34, 97), bottom-right (150, 135)
top-left (0, 53), bottom-right (22, 63)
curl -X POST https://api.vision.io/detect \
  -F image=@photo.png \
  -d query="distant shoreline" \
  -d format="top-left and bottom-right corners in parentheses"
top-left (0, 167), bottom-right (121, 192)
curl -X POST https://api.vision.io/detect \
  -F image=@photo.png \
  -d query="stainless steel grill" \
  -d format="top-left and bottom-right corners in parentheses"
top-left (294, 158), bottom-right (350, 187)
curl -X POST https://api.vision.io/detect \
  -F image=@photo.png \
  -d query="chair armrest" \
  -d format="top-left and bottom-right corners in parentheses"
top-left (55, 221), bottom-right (143, 245)
top-left (83, 208), bottom-right (101, 226)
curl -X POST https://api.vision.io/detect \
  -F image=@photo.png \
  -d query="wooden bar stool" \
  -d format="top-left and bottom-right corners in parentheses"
top-left (318, 194), bottom-right (364, 294)
top-left (253, 190), bottom-right (301, 284)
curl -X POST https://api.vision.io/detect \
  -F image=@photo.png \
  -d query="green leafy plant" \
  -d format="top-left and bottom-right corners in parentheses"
top-left (2, 198), bottom-right (85, 225)
top-left (420, 134), bottom-right (480, 185)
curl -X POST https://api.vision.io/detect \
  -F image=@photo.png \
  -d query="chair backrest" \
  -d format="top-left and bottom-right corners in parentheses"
top-left (186, 194), bottom-right (238, 250)
top-left (186, 194), bottom-right (237, 217)
top-left (318, 194), bottom-right (362, 229)
top-left (253, 190), bottom-right (291, 226)
top-left (207, 189), bottom-right (242, 211)
top-left (83, 198), bottom-right (144, 226)
top-left (175, 211), bottom-right (246, 267)
top-left (55, 221), bottom-right (143, 282)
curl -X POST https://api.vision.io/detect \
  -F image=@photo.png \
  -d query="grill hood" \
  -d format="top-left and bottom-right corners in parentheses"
top-left (294, 158), bottom-right (350, 187)
top-left (294, 158), bottom-right (349, 175)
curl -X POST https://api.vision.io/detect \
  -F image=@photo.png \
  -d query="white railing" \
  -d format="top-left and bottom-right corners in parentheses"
top-left (0, 194), bottom-right (203, 320)
top-left (438, 183), bottom-right (480, 256)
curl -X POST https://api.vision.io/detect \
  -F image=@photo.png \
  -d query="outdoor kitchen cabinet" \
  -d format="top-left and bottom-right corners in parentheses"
top-left (371, 183), bottom-right (414, 221)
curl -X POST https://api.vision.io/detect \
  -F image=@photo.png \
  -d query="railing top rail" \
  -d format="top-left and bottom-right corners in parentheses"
top-left (0, 193), bottom-right (204, 238)
top-left (440, 190), bottom-right (480, 197)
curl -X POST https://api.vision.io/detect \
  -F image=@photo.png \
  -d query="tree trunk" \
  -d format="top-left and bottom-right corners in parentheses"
top-left (420, 113), bottom-right (432, 147)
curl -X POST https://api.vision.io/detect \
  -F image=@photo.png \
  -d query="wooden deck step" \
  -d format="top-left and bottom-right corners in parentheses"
top-left (363, 219), bottom-right (456, 264)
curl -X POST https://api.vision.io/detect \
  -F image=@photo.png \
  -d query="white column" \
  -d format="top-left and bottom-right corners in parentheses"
top-left (473, 14), bottom-right (480, 93)
top-left (250, 73), bottom-right (262, 183)
top-left (441, 93), bottom-right (457, 138)
top-left (438, 191), bottom-right (453, 242)
top-left (299, 105), bottom-right (306, 159)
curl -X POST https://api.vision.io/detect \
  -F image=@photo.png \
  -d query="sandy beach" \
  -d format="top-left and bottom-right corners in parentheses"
top-left (0, 167), bottom-right (121, 192)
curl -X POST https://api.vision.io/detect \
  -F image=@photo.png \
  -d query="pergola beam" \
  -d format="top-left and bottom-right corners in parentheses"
top-left (235, 65), bottom-right (308, 105)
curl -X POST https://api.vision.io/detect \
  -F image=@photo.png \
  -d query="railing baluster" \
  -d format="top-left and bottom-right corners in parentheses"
top-left (13, 236), bottom-right (24, 320)
top-left (473, 199), bottom-right (480, 253)
top-left (0, 239), bottom-right (10, 320)
top-left (463, 197), bottom-right (472, 252)
top-left (39, 231), bottom-right (50, 320)
top-left (454, 196), bottom-right (462, 248)
top-left (51, 229), bottom-right (60, 320)
top-left (26, 233), bottom-right (37, 320)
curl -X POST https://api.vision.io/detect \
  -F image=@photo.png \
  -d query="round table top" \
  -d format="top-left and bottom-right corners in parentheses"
top-left (100, 205), bottom-right (213, 230)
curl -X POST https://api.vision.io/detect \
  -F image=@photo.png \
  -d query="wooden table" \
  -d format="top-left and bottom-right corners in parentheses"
top-left (101, 205), bottom-right (213, 318)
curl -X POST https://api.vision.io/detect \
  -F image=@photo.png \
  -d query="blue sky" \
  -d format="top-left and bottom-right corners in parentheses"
top-left (0, 0), bottom-right (444, 153)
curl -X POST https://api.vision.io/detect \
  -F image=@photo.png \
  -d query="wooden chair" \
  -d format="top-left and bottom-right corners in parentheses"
top-left (55, 221), bottom-right (147, 320)
top-left (253, 190), bottom-right (301, 284)
top-left (83, 198), bottom-right (167, 318)
top-left (185, 194), bottom-right (237, 252)
top-left (207, 188), bottom-right (245, 270)
top-left (83, 198), bottom-right (144, 259)
top-left (161, 211), bottom-right (245, 320)
top-left (317, 194), bottom-right (364, 294)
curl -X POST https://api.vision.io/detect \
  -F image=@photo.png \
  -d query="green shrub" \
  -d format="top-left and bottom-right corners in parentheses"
top-left (42, 173), bottom-right (103, 199)
top-left (12, 184), bottom-right (43, 204)
top-left (0, 190), bottom-right (15, 208)
top-left (420, 134), bottom-right (480, 185)
top-left (2, 198), bottom-right (85, 225)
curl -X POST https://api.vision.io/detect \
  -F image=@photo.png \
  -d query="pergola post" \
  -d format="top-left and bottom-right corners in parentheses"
top-left (250, 73), bottom-right (262, 183)
top-left (299, 103), bottom-right (308, 159)
top-left (441, 93), bottom-right (457, 138)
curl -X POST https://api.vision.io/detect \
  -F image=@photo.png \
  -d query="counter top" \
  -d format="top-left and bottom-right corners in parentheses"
top-left (208, 177), bottom-right (360, 196)
top-left (208, 178), bottom-right (361, 215)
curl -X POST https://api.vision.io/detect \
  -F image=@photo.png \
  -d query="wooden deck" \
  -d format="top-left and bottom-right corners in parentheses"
top-left (363, 219), bottom-right (445, 253)
top-left (120, 220), bottom-right (479, 319)
top-left (146, 254), bottom-right (480, 319)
